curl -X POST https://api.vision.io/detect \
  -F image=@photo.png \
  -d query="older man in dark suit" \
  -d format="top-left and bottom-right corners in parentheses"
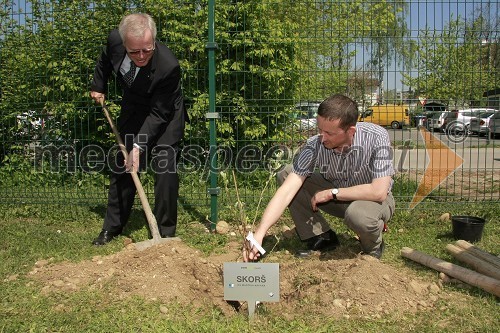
top-left (90, 13), bottom-right (187, 245)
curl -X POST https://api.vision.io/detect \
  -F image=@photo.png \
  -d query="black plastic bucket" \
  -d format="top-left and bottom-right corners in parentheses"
top-left (451, 216), bottom-right (486, 243)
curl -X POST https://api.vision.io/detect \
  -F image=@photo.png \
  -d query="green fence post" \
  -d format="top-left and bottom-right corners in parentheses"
top-left (206, 0), bottom-right (219, 231)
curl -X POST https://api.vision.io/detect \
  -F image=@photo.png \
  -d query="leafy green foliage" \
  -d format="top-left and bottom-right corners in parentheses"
top-left (402, 9), bottom-right (499, 104)
top-left (0, 0), bottom-right (417, 159)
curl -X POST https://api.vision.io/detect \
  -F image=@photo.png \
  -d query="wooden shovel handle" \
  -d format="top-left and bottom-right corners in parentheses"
top-left (100, 101), bottom-right (161, 240)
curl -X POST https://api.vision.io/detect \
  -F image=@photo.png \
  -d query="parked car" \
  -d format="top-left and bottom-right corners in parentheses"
top-left (359, 104), bottom-right (410, 129)
top-left (291, 101), bottom-right (321, 132)
top-left (487, 112), bottom-right (500, 138)
top-left (411, 114), bottom-right (428, 127)
top-left (451, 108), bottom-right (498, 134)
top-left (469, 110), bottom-right (499, 136)
top-left (428, 111), bottom-right (458, 132)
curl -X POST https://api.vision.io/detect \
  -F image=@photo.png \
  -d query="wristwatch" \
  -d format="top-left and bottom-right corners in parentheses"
top-left (331, 188), bottom-right (339, 201)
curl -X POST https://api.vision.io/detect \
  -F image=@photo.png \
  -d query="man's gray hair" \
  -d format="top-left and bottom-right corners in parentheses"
top-left (118, 13), bottom-right (157, 43)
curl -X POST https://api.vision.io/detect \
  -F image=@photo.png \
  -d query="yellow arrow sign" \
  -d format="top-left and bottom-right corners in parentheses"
top-left (409, 127), bottom-right (464, 209)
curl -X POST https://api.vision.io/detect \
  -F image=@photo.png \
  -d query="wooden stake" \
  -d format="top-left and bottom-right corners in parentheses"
top-left (401, 247), bottom-right (500, 298)
top-left (454, 240), bottom-right (500, 270)
top-left (446, 244), bottom-right (500, 280)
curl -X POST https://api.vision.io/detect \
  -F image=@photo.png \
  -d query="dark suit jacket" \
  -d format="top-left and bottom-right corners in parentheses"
top-left (91, 29), bottom-right (187, 149)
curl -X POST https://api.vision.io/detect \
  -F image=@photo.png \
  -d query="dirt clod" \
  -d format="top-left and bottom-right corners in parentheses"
top-left (216, 220), bottom-right (230, 234)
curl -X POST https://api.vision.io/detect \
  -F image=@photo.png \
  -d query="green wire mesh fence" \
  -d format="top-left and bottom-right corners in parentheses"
top-left (0, 1), bottom-right (498, 221)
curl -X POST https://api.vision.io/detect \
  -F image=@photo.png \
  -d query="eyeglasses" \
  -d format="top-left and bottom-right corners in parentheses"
top-left (127, 44), bottom-right (155, 56)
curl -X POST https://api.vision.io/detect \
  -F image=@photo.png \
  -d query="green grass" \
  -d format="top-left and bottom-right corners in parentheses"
top-left (0, 202), bottom-right (499, 333)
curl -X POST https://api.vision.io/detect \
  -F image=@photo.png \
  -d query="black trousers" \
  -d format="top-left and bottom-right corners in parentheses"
top-left (102, 108), bottom-right (180, 237)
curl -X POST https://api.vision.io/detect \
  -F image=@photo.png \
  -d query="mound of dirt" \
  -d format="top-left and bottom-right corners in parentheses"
top-left (27, 236), bottom-right (448, 319)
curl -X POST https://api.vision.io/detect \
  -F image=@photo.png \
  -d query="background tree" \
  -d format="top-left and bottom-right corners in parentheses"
top-left (287, 1), bottom-right (410, 105)
top-left (0, 0), bottom-right (300, 159)
top-left (346, 70), bottom-right (379, 109)
top-left (401, 2), bottom-right (499, 105)
top-left (361, 0), bottom-right (409, 104)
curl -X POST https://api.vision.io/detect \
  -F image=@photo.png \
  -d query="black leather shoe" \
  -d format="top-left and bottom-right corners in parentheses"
top-left (366, 240), bottom-right (385, 259)
top-left (307, 230), bottom-right (340, 251)
top-left (92, 230), bottom-right (121, 246)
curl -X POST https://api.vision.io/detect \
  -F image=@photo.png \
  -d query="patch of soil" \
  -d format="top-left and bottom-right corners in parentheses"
top-left (27, 233), bottom-right (451, 319)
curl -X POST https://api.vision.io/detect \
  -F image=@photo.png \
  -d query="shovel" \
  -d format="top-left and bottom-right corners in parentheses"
top-left (100, 100), bottom-right (179, 250)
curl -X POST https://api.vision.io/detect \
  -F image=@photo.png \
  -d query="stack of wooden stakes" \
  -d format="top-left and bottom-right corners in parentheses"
top-left (401, 240), bottom-right (500, 297)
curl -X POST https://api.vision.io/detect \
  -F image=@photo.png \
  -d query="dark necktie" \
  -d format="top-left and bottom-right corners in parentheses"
top-left (123, 61), bottom-right (136, 87)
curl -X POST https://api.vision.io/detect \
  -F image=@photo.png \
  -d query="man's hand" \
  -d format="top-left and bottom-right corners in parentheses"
top-left (311, 189), bottom-right (334, 211)
top-left (126, 147), bottom-right (141, 173)
top-left (90, 91), bottom-right (105, 105)
top-left (242, 231), bottom-right (264, 262)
